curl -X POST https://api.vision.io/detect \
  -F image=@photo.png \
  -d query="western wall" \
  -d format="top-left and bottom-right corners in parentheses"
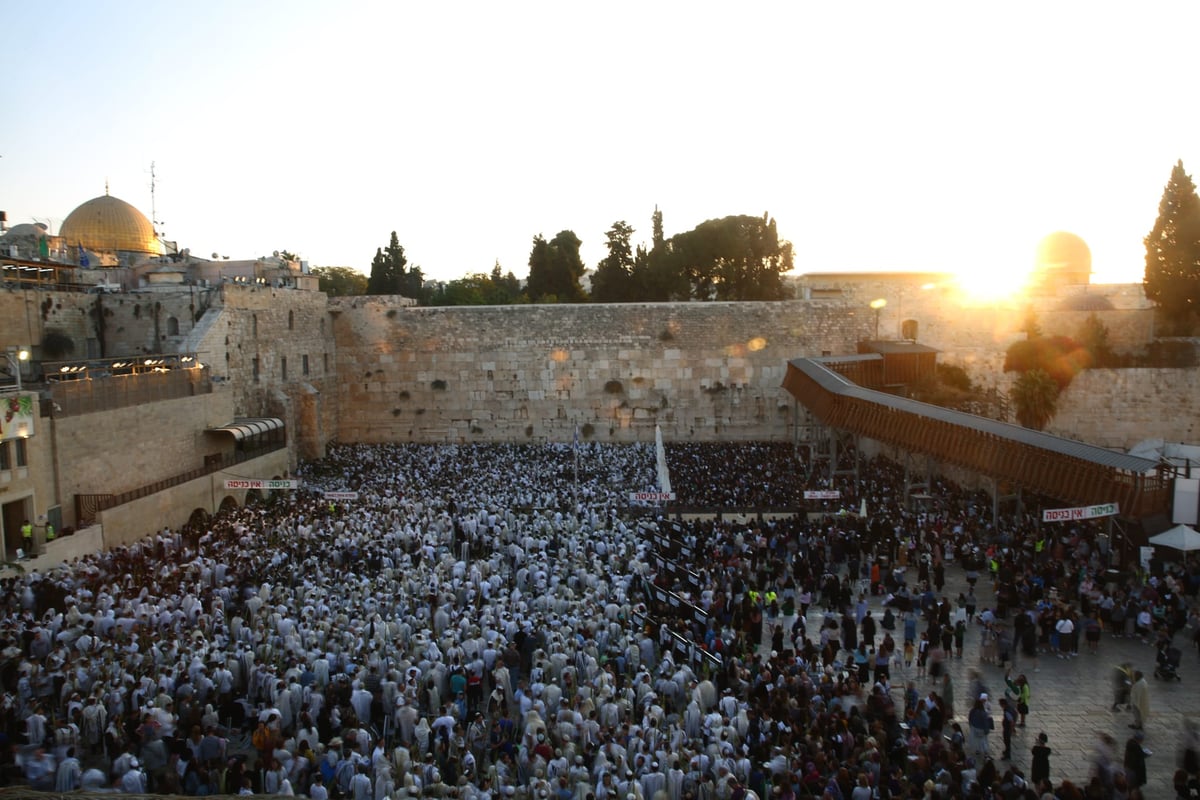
top-left (2, 281), bottom-right (1196, 470)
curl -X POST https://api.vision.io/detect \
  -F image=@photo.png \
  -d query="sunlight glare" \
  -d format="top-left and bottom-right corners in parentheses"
top-left (952, 240), bottom-right (1037, 304)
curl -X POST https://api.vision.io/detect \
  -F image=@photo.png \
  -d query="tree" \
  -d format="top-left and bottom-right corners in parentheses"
top-left (1144, 160), bottom-right (1200, 334)
top-left (525, 230), bottom-right (586, 303)
top-left (367, 232), bottom-right (425, 301)
top-left (1010, 368), bottom-right (1059, 431)
top-left (663, 213), bottom-right (794, 300)
top-left (1078, 313), bottom-right (1117, 367)
top-left (590, 221), bottom-right (637, 302)
top-left (630, 206), bottom-right (690, 301)
top-left (1004, 334), bottom-right (1089, 391)
top-left (310, 266), bottom-right (368, 297)
top-left (427, 261), bottom-right (525, 306)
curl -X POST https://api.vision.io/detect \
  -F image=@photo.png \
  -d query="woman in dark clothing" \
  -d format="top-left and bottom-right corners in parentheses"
top-left (1031, 732), bottom-right (1051, 785)
top-left (1124, 732), bottom-right (1149, 789)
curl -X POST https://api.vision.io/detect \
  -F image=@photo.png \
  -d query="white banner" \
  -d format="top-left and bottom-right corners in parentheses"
top-left (224, 479), bottom-right (300, 490)
top-left (630, 491), bottom-right (676, 503)
top-left (324, 491), bottom-right (359, 501)
top-left (804, 490), bottom-right (841, 500)
top-left (1041, 502), bottom-right (1119, 523)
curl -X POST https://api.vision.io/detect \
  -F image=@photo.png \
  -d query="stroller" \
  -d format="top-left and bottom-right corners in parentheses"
top-left (1155, 644), bottom-right (1183, 681)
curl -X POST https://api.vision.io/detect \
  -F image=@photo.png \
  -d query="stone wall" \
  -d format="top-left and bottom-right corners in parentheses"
top-left (53, 388), bottom-right (236, 527)
top-left (96, 449), bottom-right (291, 548)
top-left (1049, 367), bottom-right (1200, 449)
top-left (198, 286), bottom-right (336, 461)
top-left (330, 299), bottom-right (870, 444)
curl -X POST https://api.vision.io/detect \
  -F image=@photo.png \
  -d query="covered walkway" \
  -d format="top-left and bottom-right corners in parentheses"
top-left (782, 356), bottom-right (1171, 519)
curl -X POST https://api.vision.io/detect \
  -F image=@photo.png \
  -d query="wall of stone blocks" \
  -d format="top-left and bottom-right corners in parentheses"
top-left (1048, 367), bottom-right (1200, 449)
top-left (330, 299), bottom-right (870, 444)
top-left (0, 286), bottom-right (219, 362)
top-left (209, 285), bottom-right (338, 461)
top-left (53, 388), bottom-right (237, 528)
top-left (97, 448), bottom-right (291, 548)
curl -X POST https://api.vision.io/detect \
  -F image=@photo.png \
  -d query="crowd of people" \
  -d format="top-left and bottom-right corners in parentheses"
top-left (0, 442), bottom-right (1198, 800)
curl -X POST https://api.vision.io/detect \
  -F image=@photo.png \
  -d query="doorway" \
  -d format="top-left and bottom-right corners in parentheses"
top-left (2, 496), bottom-right (33, 562)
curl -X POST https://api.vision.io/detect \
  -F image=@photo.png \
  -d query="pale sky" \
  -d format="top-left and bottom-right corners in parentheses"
top-left (4, 1), bottom-right (1199, 286)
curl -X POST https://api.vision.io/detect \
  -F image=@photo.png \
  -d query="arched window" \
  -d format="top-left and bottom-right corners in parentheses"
top-left (166, 316), bottom-right (180, 336)
top-left (901, 319), bottom-right (919, 341)
top-left (288, 310), bottom-right (295, 330)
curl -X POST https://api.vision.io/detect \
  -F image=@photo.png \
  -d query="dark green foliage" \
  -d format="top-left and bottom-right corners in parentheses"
top-left (311, 266), bottom-right (368, 297)
top-left (427, 261), bottom-right (524, 306)
top-left (1144, 160), bottom-right (1200, 334)
top-left (1003, 335), bottom-right (1090, 391)
top-left (1140, 339), bottom-right (1198, 367)
top-left (526, 231), bottom-right (586, 303)
top-left (590, 221), bottom-right (637, 302)
top-left (581, 423), bottom-right (595, 438)
top-left (1010, 369), bottom-right (1059, 431)
top-left (603, 380), bottom-right (624, 394)
top-left (936, 363), bottom-right (972, 393)
top-left (367, 232), bottom-right (425, 301)
top-left (660, 213), bottom-right (794, 301)
top-left (1077, 314), bottom-right (1119, 367)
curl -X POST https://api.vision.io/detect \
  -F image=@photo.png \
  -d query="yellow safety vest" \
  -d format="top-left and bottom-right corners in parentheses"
top-left (20, 523), bottom-right (32, 540)
top-left (45, 524), bottom-right (55, 541)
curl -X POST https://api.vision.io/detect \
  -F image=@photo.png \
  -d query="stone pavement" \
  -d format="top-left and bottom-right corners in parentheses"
top-left (790, 563), bottom-right (1200, 796)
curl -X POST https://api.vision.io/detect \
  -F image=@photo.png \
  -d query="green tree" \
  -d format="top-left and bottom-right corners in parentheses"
top-left (1078, 313), bottom-right (1117, 367)
top-left (367, 232), bottom-right (425, 301)
top-left (525, 230), bottom-right (586, 303)
top-left (1004, 334), bottom-right (1089, 391)
top-left (1144, 160), bottom-right (1200, 334)
top-left (487, 261), bottom-right (523, 304)
top-left (1010, 368), bottom-right (1059, 431)
top-left (590, 221), bottom-right (637, 302)
top-left (427, 262), bottom-right (525, 306)
top-left (664, 213), bottom-right (794, 300)
top-left (310, 266), bottom-right (368, 297)
top-left (630, 206), bottom-right (690, 301)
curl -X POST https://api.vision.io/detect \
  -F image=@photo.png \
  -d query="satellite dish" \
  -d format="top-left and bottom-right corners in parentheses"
top-left (212, 252), bottom-right (219, 259)
top-left (273, 250), bottom-right (280, 258)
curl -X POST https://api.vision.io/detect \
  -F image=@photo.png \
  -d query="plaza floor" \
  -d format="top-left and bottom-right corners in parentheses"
top-left (789, 563), bottom-right (1200, 796)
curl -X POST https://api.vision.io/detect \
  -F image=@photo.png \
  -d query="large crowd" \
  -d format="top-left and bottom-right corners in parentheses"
top-left (1, 441), bottom-right (1199, 800)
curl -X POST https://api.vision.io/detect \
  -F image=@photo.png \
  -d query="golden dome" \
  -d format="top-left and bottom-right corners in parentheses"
top-left (59, 194), bottom-right (163, 256)
top-left (1034, 231), bottom-right (1091, 284)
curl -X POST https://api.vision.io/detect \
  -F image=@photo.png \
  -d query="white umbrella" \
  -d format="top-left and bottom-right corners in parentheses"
top-left (1148, 524), bottom-right (1200, 552)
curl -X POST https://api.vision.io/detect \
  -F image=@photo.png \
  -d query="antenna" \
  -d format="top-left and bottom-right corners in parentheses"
top-left (149, 161), bottom-right (165, 237)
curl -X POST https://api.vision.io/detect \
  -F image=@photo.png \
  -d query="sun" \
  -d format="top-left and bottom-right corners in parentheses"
top-left (953, 262), bottom-right (1034, 304)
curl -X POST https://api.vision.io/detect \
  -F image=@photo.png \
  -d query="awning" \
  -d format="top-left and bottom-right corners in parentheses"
top-left (207, 417), bottom-right (284, 441)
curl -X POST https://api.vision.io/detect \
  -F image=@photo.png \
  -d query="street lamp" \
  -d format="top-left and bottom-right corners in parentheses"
top-left (869, 298), bottom-right (887, 340)
top-left (4, 347), bottom-right (30, 391)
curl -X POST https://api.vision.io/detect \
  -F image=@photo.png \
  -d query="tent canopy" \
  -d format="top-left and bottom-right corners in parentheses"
top-left (1148, 524), bottom-right (1200, 552)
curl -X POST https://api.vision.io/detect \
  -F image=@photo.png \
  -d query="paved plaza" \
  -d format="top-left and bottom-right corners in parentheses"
top-left (809, 561), bottom-right (1200, 796)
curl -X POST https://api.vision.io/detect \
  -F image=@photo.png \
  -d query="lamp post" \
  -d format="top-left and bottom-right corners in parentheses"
top-left (4, 347), bottom-right (30, 391)
top-left (869, 298), bottom-right (887, 340)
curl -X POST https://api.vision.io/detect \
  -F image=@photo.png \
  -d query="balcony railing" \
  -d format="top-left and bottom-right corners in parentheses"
top-left (47, 355), bottom-right (211, 416)
top-left (74, 441), bottom-right (286, 526)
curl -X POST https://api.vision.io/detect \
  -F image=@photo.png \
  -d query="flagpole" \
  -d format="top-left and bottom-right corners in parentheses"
top-left (573, 424), bottom-right (579, 517)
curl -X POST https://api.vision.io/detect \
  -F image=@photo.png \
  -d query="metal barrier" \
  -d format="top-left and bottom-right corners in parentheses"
top-left (74, 443), bottom-right (286, 525)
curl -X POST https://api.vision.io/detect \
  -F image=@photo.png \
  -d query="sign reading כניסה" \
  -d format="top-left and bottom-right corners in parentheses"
top-left (1041, 502), bottom-right (1119, 523)
top-left (223, 479), bottom-right (300, 490)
